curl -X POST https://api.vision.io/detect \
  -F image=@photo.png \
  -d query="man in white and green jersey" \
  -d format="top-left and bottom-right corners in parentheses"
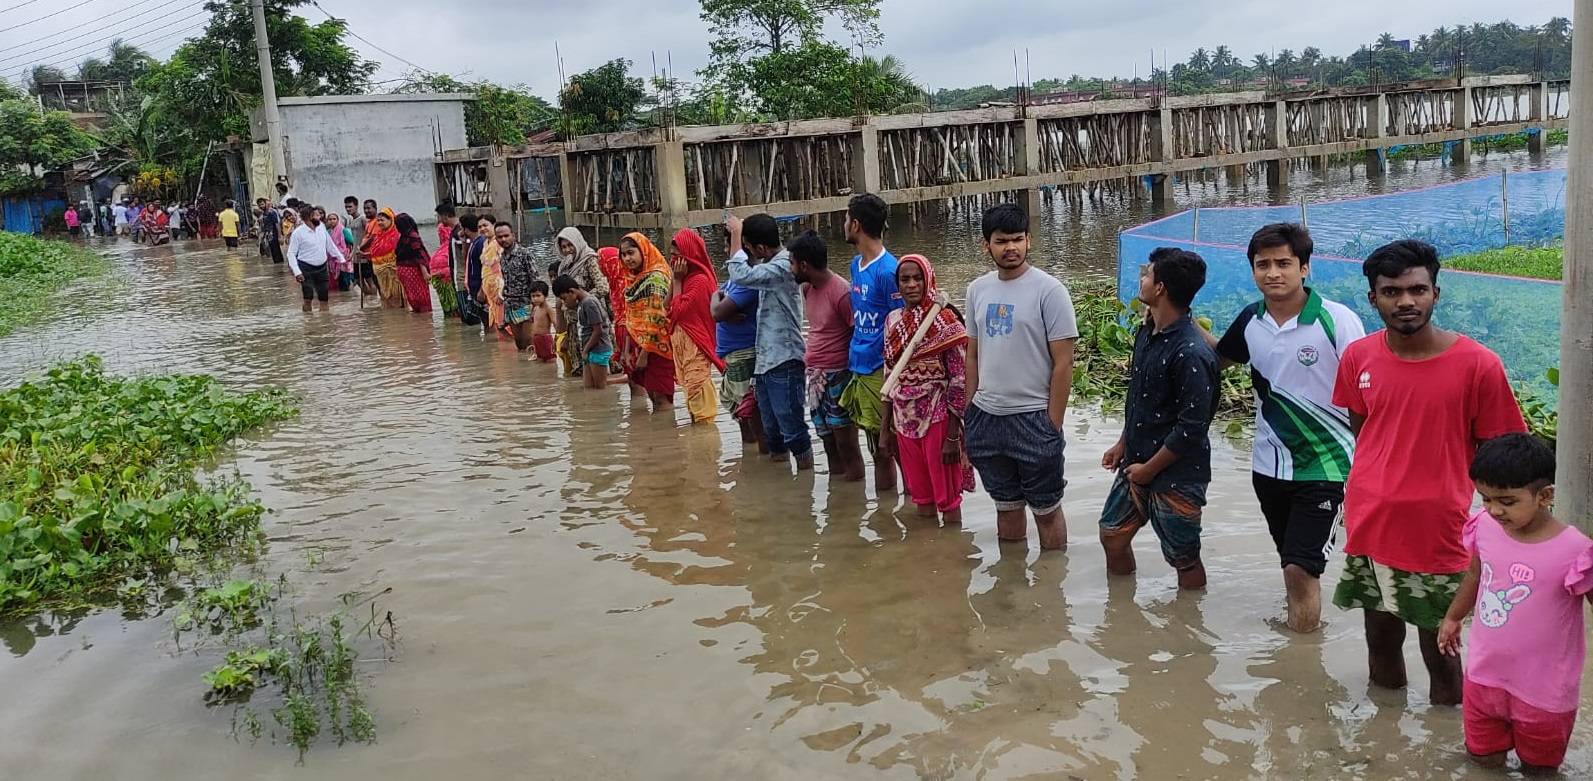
top-left (1204, 223), bottom-right (1366, 633)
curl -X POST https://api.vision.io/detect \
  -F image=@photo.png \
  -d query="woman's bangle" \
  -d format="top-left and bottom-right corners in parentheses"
top-left (945, 434), bottom-right (962, 443)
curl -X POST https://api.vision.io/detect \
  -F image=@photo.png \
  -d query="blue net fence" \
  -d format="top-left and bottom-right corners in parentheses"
top-left (1118, 169), bottom-right (1566, 392)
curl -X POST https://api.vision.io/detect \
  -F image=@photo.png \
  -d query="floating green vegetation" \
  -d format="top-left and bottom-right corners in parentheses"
top-left (173, 575), bottom-right (395, 759)
top-left (1516, 367), bottom-right (1559, 448)
top-left (1445, 244), bottom-right (1562, 281)
top-left (1070, 283), bottom-right (1255, 429)
top-left (1385, 128), bottom-right (1569, 161)
top-left (0, 232), bottom-right (114, 338)
top-left (0, 355), bottom-right (296, 614)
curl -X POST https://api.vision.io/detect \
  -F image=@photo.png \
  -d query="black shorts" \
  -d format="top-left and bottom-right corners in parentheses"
top-left (1252, 473), bottom-right (1343, 577)
top-left (224, 236), bottom-right (239, 248)
top-left (299, 263), bottom-right (330, 301)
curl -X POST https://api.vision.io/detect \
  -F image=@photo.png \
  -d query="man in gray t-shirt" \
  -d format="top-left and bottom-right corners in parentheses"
top-left (963, 204), bottom-right (1079, 551)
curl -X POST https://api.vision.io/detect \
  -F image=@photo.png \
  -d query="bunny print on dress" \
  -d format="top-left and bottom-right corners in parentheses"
top-left (1477, 561), bottom-right (1535, 629)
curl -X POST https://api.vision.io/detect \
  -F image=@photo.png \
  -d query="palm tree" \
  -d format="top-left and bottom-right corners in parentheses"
top-left (1188, 47), bottom-right (1211, 73)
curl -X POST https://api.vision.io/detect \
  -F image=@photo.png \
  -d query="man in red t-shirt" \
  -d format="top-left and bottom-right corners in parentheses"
top-left (1331, 239), bottom-right (1526, 706)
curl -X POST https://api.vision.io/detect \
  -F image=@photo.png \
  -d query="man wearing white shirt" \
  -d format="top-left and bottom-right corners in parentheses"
top-left (287, 204), bottom-right (346, 312)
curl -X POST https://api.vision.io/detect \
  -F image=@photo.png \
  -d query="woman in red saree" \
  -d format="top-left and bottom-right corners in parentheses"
top-left (880, 253), bottom-right (973, 523)
top-left (620, 232), bottom-right (675, 410)
top-left (392, 212), bottom-right (434, 314)
top-left (598, 246), bottom-right (628, 373)
top-left (667, 228), bottom-right (726, 423)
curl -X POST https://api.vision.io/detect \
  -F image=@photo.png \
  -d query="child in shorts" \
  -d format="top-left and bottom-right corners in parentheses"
top-left (529, 281), bottom-right (556, 363)
top-left (553, 275), bottom-right (611, 390)
top-left (1438, 433), bottom-right (1593, 773)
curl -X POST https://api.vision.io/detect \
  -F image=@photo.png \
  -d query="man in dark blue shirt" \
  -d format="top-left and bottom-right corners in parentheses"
top-left (1100, 247), bottom-right (1220, 590)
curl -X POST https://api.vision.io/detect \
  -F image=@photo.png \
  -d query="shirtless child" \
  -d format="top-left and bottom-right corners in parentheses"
top-left (529, 282), bottom-right (557, 363)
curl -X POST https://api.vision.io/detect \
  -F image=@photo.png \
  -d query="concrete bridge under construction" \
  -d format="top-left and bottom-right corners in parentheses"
top-left (434, 75), bottom-right (1569, 230)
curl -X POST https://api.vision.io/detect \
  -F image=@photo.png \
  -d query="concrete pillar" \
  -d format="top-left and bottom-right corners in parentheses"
top-left (850, 122), bottom-right (881, 195)
top-left (486, 146), bottom-right (513, 213)
top-left (654, 136), bottom-right (689, 227)
top-left (1529, 81), bottom-right (1549, 155)
top-left (1266, 100), bottom-right (1289, 195)
top-left (1451, 86), bottom-right (1473, 164)
top-left (1013, 117), bottom-right (1042, 216)
top-left (1558, 0), bottom-right (1593, 534)
top-left (1149, 107), bottom-right (1174, 204)
top-left (556, 152), bottom-right (576, 219)
top-left (1364, 94), bottom-right (1389, 173)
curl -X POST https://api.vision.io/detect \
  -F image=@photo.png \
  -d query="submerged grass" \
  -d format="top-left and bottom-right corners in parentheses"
top-left (1445, 244), bottom-right (1563, 280)
top-left (0, 355), bottom-right (297, 614)
top-left (0, 232), bottom-right (114, 338)
top-left (1070, 282), bottom-right (1255, 429)
top-left (175, 575), bottom-right (395, 759)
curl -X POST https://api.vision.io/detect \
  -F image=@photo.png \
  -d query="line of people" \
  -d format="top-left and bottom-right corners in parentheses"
top-left (245, 188), bottom-right (1588, 772)
top-left (62, 196), bottom-right (225, 244)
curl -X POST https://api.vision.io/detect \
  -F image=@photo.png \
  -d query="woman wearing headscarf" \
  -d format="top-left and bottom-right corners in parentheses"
top-left (880, 254), bottom-right (973, 524)
top-left (325, 212), bottom-right (356, 291)
top-left (620, 232), bottom-right (675, 410)
top-left (392, 212), bottom-right (434, 313)
top-left (476, 214), bottom-right (506, 336)
top-left (430, 205), bottom-right (460, 318)
top-left (667, 228), bottom-right (726, 424)
top-left (360, 207), bottom-right (404, 309)
top-left (554, 227), bottom-right (610, 375)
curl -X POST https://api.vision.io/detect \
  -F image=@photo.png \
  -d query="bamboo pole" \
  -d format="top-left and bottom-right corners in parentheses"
top-left (881, 291), bottom-right (949, 399)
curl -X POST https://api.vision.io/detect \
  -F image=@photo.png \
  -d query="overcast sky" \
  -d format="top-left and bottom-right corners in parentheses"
top-left (0, 0), bottom-right (1573, 96)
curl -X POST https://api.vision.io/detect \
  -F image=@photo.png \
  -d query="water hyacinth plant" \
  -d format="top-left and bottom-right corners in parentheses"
top-left (0, 355), bottom-right (296, 613)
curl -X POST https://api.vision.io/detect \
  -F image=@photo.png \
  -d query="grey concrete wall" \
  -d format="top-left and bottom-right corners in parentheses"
top-left (272, 96), bottom-right (467, 217)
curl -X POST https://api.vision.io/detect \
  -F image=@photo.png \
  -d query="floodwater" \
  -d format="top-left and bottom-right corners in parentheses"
top-left (2, 147), bottom-right (1587, 780)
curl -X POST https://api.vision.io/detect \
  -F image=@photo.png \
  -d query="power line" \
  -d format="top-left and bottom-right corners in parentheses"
top-left (3, 21), bottom-right (208, 79)
top-left (0, 5), bottom-right (208, 68)
top-left (0, 0), bottom-right (101, 36)
top-left (0, 0), bottom-right (189, 57)
top-left (0, 0), bottom-right (47, 15)
top-left (305, 0), bottom-right (437, 76)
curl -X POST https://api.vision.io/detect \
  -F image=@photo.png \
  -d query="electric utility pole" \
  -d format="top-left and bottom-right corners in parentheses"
top-left (251, 0), bottom-right (288, 188)
top-left (1559, 0), bottom-right (1592, 532)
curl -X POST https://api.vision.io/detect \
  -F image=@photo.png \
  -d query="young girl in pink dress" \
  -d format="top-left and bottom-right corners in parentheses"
top-left (1439, 432), bottom-right (1593, 773)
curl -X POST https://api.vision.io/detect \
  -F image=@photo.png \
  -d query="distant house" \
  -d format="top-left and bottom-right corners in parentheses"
top-left (249, 93), bottom-right (471, 215)
top-left (35, 81), bottom-right (126, 131)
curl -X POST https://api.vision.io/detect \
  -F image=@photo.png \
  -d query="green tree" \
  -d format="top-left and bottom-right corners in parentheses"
top-left (26, 65), bottom-right (69, 95)
top-left (0, 100), bottom-right (98, 195)
top-left (136, 0), bottom-right (373, 155)
top-left (737, 41), bottom-right (920, 119)
top-left (395, 71), bottom-right (554, 146)
top-left (700, 0), bottom-right (882, 69)
top-left (76, 40), bottom-right (155, 83)
top-left (559, 59), bottom-right (646, 136)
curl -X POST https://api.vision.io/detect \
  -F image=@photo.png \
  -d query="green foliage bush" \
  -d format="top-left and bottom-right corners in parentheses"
top-left (0, 356), bottom-right (296, 613)
top-left (0, 231), bottom-right (112, 337)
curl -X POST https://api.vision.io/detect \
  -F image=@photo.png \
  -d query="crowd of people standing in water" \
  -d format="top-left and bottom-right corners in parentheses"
top-left (220, 186), bottom-right (1589, 773)
top-left (60, 195), bottom-right (225, 246)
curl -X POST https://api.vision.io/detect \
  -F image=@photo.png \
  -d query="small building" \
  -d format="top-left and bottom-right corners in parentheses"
top-left (249, 93), bottom-right (471, 216)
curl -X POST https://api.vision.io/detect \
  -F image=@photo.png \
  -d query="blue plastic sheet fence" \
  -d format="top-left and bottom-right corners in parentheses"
top-left (1117, 170), bottom-right (1565, 391)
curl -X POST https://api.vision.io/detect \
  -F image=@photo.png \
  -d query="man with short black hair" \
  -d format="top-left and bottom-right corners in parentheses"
top-left (726, 213), bottom-right (812, 471)
top-left (1100, 247), bottom-right (1219, 589)
top-left (286, 204), bottom-right (345, 312)
top-left (495, 221), bottom-right (542, 351)
top-left (1331, 238), bottom-right (1526, 706)
top-left (792, 229), bottom-right (865, 482)
top-left (964, 203), bottom-right (1079, 550)
top-left (1203, 222), bottom-right (1366, 631)
top-left (219, 199), bottom-right (240, 250)
top-left (257, 197), bottom-right (284, 264)
top-left (840, 193), bottom-right (903, 489)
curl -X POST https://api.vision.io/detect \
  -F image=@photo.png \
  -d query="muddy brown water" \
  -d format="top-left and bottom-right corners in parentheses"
top-left (2, 150), bottom-right (1587, 780)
